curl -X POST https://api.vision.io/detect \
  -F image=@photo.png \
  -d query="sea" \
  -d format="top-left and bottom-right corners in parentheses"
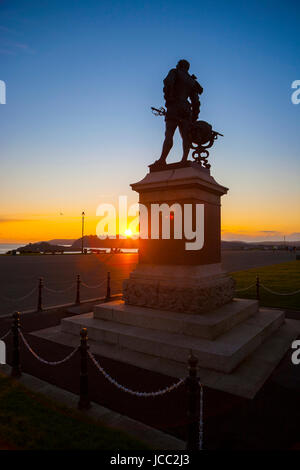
top-left (0, 243), bottom-right (22, 254)
top-left (0, 243), bottom-right (137, 254)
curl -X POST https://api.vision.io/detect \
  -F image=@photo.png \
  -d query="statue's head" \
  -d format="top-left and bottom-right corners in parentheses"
top-left (176, 59), bottom-right (190, 72)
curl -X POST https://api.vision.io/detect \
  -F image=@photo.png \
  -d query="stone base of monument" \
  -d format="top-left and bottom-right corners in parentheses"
top-left (33, 299), bottom-right (300, 398)
top-left (31, 165), bottom-right (300, 398)
top-left (123, 264), bottom-right (235, 314)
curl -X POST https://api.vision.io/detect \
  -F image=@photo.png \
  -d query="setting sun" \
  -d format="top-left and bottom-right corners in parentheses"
top-left (124, 228), bottom-right (133, 237)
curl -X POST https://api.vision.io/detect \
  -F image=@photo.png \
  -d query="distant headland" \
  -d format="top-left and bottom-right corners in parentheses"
top-left (4, 235), bottom-right (300, 255)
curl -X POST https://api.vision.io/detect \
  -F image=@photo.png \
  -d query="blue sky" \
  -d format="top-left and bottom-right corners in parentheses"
top-left (0, 0), bottom-right (299, 242)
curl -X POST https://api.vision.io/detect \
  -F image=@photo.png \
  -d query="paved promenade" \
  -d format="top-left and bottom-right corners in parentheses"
top-left (0, 250), bottom-right (297, 316)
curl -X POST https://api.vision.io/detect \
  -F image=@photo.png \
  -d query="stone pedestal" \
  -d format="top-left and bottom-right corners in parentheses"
top-left (34, 161), bottom-right (300, 398)
top-left (123, 163), bottom-right (235, 314)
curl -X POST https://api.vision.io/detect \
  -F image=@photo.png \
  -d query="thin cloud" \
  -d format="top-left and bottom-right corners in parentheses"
top-left (0, 43), bottom-right (35, 55)
top-left (259, 230), bottom-right (280, 234)
top-left (0, 26), bottom-right (35, 55)
top-left (0, 25), bottom-right (18, 34)
top-left (0, 48), bottom-right (15, 55)
top-left (14, 42), bottom-right (35, 54)
top-left (0, 218), bottom-right (33, 224)
top-left (221, 229), bottom-right (250, 233)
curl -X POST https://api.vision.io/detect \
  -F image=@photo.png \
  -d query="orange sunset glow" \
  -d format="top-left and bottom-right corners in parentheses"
top-left (1, 200), bottom-right (299, 244)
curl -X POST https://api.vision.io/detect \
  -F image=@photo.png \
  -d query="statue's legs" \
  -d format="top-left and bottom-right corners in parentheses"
top-left (178, 119), bottom-right (191, 162)
top-left (158, 120), bottom-right (177, 163)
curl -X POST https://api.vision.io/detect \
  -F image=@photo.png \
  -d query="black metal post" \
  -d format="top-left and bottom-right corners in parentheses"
top-left (37, 277), bottom-right (43, 311)
top-left (256, 275), bottom-right (260, 303)
top-left (106, 271), bottom-right (111, 301)
top-left (186, 351), bottom-right (200, 450)
top-left (75, 274), bottom-right (81, 305)
top-left (11, 311), bottom-right (21, 377)
top-left (78, 328), bottom-right (90, 410)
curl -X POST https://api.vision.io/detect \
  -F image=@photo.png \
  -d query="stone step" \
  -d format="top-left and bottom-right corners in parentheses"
top-left (61, 308), bottom-right (284, 373)
top-left (34, 317), bottom-right (300, 399)
top-left (94, 299), bottom-right (258, 340)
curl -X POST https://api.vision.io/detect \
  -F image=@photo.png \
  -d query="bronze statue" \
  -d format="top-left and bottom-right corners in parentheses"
top-left (151, 59), bottom-right (223, 170)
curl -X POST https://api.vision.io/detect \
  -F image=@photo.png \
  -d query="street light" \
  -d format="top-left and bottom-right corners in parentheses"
top-left (81, 211), bottom-right (85, 254)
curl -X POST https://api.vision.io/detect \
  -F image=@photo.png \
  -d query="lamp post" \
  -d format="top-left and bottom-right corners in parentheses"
top-left (81, 211), bottom-right (85, 254)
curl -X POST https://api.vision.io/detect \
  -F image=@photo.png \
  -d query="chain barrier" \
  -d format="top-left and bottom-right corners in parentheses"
top-left (7, 279), bottom-right (297, 304)
top-left (0, 286), bottom-right (37, 303)
top-left (81, 279), bottom-right (106, 289)
top-left (88, 350), bottom-right (184, 396)
top-left (19, 330), bottom-right (79, 365)
top-left (260, 284), bottom-right (300, 296)
top-left (235, 283), bottom-right (255, 292)
top-left (236, 281), bottom-right (300, 296)
top-left (89, 349), bottom-right (203, 450)
top-left (44, 283), bottom-right (76, 294)
top-left (0, 275), bottom-right (111, 307)
top-left (0, 330), bottom-right (10, 341)
top-left (6, 316), bottom-right (203, 450)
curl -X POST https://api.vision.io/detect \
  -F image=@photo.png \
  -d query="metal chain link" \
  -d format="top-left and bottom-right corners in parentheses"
top-left (0, 330), bottom-right (10, 341)
top-left (0, 286), bottom-right (37, 303)
top-left (88, 350), bottom-right (184, 396)
top-left (19, 330), bottom-right (79, 365)
top-left (89, 350), bottom-right (203, 448)
top-left (14, 330), bottom-right (204, 447)
top-left (235, 283), bottom-right (255, 292)
top-left (260, 284), bottom-right (300, 296)
top-left (44, 283), bottom-right (76, 294)
top-left (81, 279), bottom-right (106, 289)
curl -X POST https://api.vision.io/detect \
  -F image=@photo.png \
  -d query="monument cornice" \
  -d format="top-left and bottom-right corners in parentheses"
top-left (131, 166), bottom-right (228, 198)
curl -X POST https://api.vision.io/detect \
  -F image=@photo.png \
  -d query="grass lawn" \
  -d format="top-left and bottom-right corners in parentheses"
top-left (0, 373), bottom-right (149, 450)
top-left (231, 260), bottom-right (300, 310)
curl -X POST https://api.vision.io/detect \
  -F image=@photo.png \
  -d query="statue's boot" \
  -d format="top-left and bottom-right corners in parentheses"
top-left (152, 157), bottom-right (167, 166)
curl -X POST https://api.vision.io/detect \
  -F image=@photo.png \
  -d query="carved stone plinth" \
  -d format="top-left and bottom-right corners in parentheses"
top-left (123, 264), bottom-right (235, 314)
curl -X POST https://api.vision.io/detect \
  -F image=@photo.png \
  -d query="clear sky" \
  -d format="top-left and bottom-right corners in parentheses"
top-left (0, 0), bottom-right (299, 243)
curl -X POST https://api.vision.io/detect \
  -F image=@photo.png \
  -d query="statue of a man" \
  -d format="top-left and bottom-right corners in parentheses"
top-left (156, 60), bottom-right (203, 165)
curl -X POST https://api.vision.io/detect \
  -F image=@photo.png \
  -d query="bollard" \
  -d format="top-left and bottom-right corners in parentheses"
top-left (106, 271), bottom-right (111, 301)
top-left (11, 312), bottom-right (21, 377)
top-left (186, 351), bottom-right (200, 450)
top-left (37, 277), bottom-right (43, 311)
top-left (78, 328), bottom-right (90, 410)
top-left (256, 275), bottom-right (260, 303)
top-left (75, 274), bottom-right (81, 305)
